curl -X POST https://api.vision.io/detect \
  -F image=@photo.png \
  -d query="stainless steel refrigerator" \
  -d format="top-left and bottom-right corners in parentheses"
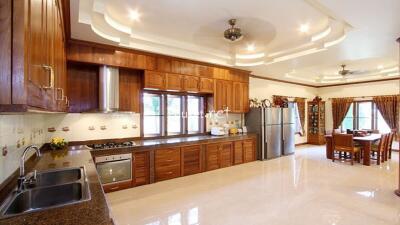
top-left (282, 107), bottom-right (295, 155)
top-left (245, 107), bottom-right (282, 160)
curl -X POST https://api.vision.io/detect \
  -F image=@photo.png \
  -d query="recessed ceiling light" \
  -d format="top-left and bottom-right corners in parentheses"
top-left (377, 65), bottom-right (384, 70)
top-left (129, 9), bottom-right (141, 21)
top-left (247, 44), bottom-right (255, 51)
top-left (299, 23), bottom-right (310, 33)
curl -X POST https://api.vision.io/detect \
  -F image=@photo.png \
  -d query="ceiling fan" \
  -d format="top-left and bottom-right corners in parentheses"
top-left (338, 64), bottom-right (365, 76)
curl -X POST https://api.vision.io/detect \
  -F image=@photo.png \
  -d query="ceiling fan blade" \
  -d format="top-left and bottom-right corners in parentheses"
top-left (349, 70), bottom-right (368, 75)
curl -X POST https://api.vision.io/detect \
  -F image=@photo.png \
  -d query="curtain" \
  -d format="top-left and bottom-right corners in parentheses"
top-left (331, 98), bottom-right (354, 129)
top-left (273, 95), bottom-right (288, 107)
top-left (295, 97), bottom-right (306, 135)
top-left (373, 95), bottom-right (399, 132)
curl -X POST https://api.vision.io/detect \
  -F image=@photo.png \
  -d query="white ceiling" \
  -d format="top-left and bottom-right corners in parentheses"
top-left (70, 0), bottom-right (400, 86)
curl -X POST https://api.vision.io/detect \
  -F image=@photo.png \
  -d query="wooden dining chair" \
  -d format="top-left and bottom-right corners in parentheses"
top-left (387, 132), bottom-right (395, 160)
top-left (332, 134), bottom-right (361, 165)
top-left (371, 134), bottom-right (388, 165)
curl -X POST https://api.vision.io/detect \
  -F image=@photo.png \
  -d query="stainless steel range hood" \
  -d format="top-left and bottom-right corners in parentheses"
top-left (99, 65), bottom-right (119, 112)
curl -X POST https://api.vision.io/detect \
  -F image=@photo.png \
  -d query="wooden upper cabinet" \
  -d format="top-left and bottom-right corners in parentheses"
top-left (205, 143), bottom-right (220, 171)
top-left (233, 141), bottom-right (244, 165)
top-left (243, 139), bottom-right (256, 162)
top-left (213, 79), bottom-right (233, 111)
top-left (144, 70), bottom-right (166, 90)
top-left (199, 78), bottom-right (214, 93)
top-left (219, 142), bottom-right (233, 168)
top-left (165, 73), bottom-right (184, 91)
top-left (183, 76), bottom-right (200, 92)
top-left (6, 0), bottom-right (68, 112)
top-left (67, 42), bottom-right (156, 70)
top-left (181, 145), bottom-right (202, 176)
top-left (232, 82), bottom-right (249, 113)
top-left (119, 69), bottom-right (142, 112)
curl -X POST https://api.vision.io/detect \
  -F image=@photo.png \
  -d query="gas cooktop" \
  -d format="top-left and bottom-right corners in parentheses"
top-left (87, 141), bottom-right (136, 150)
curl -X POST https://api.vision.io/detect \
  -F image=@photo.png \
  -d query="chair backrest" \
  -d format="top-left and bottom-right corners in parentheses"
top-left (333, 134), bottom-right (354, 151)
top-left (387, 132), bottom-right (395, 150)
top-left (377, 134), bottom-right (389, 152)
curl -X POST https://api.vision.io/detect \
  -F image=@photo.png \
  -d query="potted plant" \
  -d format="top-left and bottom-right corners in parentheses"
top-left (50, 137), bottom-right (68, 150)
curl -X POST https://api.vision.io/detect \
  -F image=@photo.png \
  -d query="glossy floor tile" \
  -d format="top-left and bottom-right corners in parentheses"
top-left (106, 145), bottom-right (400, 225)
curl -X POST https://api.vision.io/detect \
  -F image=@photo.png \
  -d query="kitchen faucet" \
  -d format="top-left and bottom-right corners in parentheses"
top-left (17, 145), bottom-right (41, 191)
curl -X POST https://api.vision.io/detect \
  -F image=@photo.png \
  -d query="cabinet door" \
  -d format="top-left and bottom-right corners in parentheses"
top-left (232, 82), bottom-right (249, 113)
top-left (205, 143), bottom-right (220, 171)
top-left (134, 151), bottom-right (150, 186)
top-left (224, 80), bottom-right (233, 111)
top-left (243, 139), bottom-right (255, 162)
top-left (220, 142), bottom-right (233, 168)
top-left (26, 0), bottom-right (51, 109)
top-left (53, 1), bottom-right (67, 112)
top-left (144, 70), bottom-right (166, 90)
top-left (155, 147), bottom-right (181, 182)
top-left (242, 82), bottom-right (249, 112)
top-left (199, 78), bottom-right (214, 93)
top-left (183, 76), bottom-right (200, 92)
top-left (214, 79), bottom-right (224, 111)
top-left (232, 82), bottom-right (243, 113)
top-left (181, 145), bottom-right (202, 176)
top-left (165, 73), bottom-right (184, 91)
top-left (233, 141), bottom-right (244, 165)
top-left (119, 69), bottom-right (142, 112)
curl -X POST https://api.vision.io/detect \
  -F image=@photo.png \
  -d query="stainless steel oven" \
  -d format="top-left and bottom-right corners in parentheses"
top-left (95, 154), bottom-right (132, 185)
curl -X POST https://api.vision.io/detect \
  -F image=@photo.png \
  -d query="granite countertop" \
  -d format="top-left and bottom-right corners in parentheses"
top-left (0, 147), bottom-right (113, 225)
top-left (90, 133), bottom-right (257, 155)
top-left (0, 134), bottom-right (256, 224)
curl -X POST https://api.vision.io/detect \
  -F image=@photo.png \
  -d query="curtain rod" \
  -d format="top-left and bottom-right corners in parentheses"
top-left (328, 94), bottom-right (399, 100)
top-left (272, 95), bottom-right (307, 99)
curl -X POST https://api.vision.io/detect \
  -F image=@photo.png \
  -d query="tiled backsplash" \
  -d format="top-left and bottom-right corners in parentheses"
top-left (0, 114), bottom-right (46, 184)
top-left (0, 113), bottom-right (141, 184)
top-left (46, 113), bottom-right (141, 142)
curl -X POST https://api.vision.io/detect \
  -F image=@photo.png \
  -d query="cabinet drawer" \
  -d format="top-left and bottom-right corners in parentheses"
top-left (155, 164), bottom-right (181, 181)
top-left (102, 180), bottom-right (132, 193)
top-left (155, 147), bottom-right (181, 167)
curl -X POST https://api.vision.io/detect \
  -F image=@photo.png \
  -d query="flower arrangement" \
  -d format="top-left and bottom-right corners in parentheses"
top-left (50, 137), bottom-right (68, 150)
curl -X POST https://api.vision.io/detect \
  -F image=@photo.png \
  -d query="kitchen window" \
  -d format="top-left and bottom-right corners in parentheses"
top-left (142, 91), bottom-right (205, 137)
top-left (340, 101), bottom-right (390, 132)
top-left (143, 93), bottom-right (163, 137)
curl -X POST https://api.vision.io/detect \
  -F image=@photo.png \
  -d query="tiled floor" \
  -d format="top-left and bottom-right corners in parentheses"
top-left (106, 145), bottom-right (400, 225)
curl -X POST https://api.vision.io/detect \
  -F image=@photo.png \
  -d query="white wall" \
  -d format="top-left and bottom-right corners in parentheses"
top-left (319, 80), bottom-right (400, 132)
top-left (249, 77), bottom-right (318, 144)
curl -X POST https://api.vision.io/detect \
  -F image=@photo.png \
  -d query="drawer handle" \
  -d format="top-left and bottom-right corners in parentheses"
top-left (166, 159), bottom-right (173, 162)
top-left (110, 186), bottom-right (119, 190)
top-left (166, 171), bottom-right (173, 175)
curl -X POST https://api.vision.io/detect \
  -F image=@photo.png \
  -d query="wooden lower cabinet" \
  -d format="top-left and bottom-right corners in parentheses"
top-left (220, 142), bottom-right (233, 168)
top-left (243, 139), bottom-right (256, 162)
top-left (181, 145), bottom-right (202, 176)
top-left (104, 137), bottom-right (256, 192)
top-left (134, 151), bottom-right (150, 186)
top-left (233, 141), bottom-right (244, 165)
top-left (155, 147), bottom-right (181, 182)
top-left (205, 143), bottom-right (220, 171)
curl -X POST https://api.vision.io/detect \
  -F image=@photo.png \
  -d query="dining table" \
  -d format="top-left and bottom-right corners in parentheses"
top-left (325, 133), bottom-right (381, 166)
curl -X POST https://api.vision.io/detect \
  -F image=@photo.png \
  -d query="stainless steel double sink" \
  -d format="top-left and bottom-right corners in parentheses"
top-left (0, 167), bottom-right (91, 219)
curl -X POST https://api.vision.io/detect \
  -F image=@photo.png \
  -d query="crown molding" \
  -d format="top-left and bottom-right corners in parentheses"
top-left (250, 74), bottom-right (400, 88)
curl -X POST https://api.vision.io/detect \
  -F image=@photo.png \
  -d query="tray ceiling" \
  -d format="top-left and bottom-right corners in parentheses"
top-left (70, 0), bottom-right (400, 86)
